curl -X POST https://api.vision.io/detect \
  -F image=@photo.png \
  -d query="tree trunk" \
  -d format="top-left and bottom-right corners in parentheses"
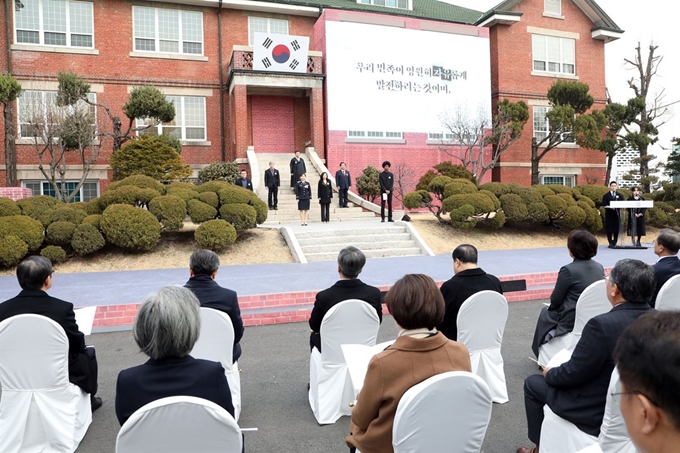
top-left (3, 106), bottom-right (17, 187)
top-left (531, 140), bottom-right (540, 186)
top-left (605, 153), bottom-right (613, 186)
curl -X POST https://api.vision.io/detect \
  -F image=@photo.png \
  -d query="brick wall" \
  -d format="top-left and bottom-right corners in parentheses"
top-left (0, 187), bottom-right (33, 200)
top-left (251, 95), bottom-right (295, 153)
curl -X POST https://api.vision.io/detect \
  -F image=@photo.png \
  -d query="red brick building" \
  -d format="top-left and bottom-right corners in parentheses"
top-left (0, 0), bottom-right (621, 200)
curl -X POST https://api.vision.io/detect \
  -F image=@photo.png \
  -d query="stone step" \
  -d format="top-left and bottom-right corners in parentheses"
top-left (305, 247), bottom-right (424, 262)
top-left (297, 233), bottom-right (412, 246)
top-left (265, 205), bottom-right (368, 214)
top-left (294, 226), bottom-right (407, 238)
top-left (301, 240), bottom-right (418, 254)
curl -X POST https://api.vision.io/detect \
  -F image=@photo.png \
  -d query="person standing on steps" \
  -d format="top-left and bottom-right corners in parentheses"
top-left (602, 180), bottom-right (623, 248)
top-left (296, 173), bottom-right (312, 226)
top-left (264, 161), bottom-right (280, 210)
top-left (335, 162), bottom-right (351, 208)
top-left (318, 172), bottom-right (333, 223)
top-left (290, 150), bottom-right (306, 190)
top-left (235, 170), bottom-right (253, 191)
top-left (379, 161), bottom-right (394, 222)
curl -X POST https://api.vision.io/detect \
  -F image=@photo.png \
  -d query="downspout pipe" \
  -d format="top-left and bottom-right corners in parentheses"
top-left (218, 0), bottom-right (226, 162)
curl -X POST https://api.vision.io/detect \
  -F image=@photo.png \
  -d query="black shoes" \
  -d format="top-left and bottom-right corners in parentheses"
top-left (91, 396), bottom-right (103, 413)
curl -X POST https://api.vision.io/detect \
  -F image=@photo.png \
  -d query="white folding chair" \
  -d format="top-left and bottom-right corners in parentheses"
top-left (115, 396), bottom-right (242, 453)
top-left (655, 274), bottom-right (680, 310)
top-left (0, 314), bottom-right (92, 453)
top-left (308, 299), bottom-right (380, 424)
top-left (538, 280), bottom-right (608, 367)
top-left (190, 307), bottom-right (242, 421)
top-left (392, 371), bottom-right (493, 453)
top-left (457, 291), bottom-right (509, 403)
top-left (598, 368), bottom-right (637, 453)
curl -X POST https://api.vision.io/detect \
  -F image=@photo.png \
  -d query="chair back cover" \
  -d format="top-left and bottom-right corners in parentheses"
top-left (392, 371), bottom-right (492, 453)
top-left (115, 396), bottom-right (242, 453)
top-left (655, 274), bottom-right (680, 311)
top-left (599, 368), bottom-right (637, 453)
top-left (457, 291), bottom-right (509, 403)
top-left (308, 299), bottom-right (380, 424)
top-left (190, 307), bottom-right (241, 421)
top-left (540, 405), bottom-right (598, 453)
top-left (568, 280), bottom-right (608, 348)
top-left (0, 314), bottom-right (91, 453)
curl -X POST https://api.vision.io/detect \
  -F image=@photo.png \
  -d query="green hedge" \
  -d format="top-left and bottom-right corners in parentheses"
top-left (187, 199), bottom-right (218, 224)
top-left (106, 175), bottom-right (166, 194)
top-left (83, 214), bottom-right (103, 230)
top-left (148, 195), bottom-right (187, 231)
top-left (198, 191), bottom-right (219, 208)
top-left (72, 223), bottom-right (106, 255)
top-left (0, 198), bottom-right (21, 217)
top-left (17, 195), bottom-right (62, 219)
top-left (218, 204), bottom-right (257, 232)
top-left (165, 188), bottom-right (200, 202)
top-left (0, 235), bottom-right (28, 268)
top-left (195, 219), bottom-right (237, 251)
top-left (0, 215), bottom-right (44, 251)
top-left (197, 181), bottom-right (233, 194)
top-left (100, 204), bottom-right (161, 251)
top-left (47, 207), bottom-right (87, 226)
top-left (47, 221), bottom-right (77, 245)
top-left (40, 245), bottom-right (67, 264)
top-left (500, 194), bottom-right (529, 222)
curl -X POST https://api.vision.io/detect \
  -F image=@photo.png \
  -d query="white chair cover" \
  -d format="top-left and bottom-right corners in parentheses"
top-left (392, 371), bottom-right (493, 453)
top-left (115, 396), bottom-right (242, 453)
top-left (538, 280), bottom-right (607, 367)
top-left (308, 299), bottom-right (380, 424)
top-left (0, 314), bottom-right (92, 453)
top-left (190, 307), bottom-right (241, 421)
top-left (457, 291), bottom-right (509, 403)
top-left (599, 368), bottom-right (637, 453)
top-left (655, 274), bottom-right (680, 311)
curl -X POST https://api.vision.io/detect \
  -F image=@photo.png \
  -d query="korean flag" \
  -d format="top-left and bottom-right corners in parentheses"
top-left (253, 33), bottom-right (310, 73)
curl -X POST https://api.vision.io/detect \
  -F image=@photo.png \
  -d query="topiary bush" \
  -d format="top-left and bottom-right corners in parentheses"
top-left (98, 186), bottom-right (141, 209)
top-left (197, 181), bottom-right (233, 194)
top-left (166, 188), bottom-right (200, 202)
top-left (528, 202), bottom-right (549, 222)
top-left (83, 214), bottom-right (103, 230)
top-left (71, 223), bottom-right (106, 255)
top-left (479, 182), bottom-right (511, 197)
top-left (148, 195), bottom-right (187, 231)
top-left (575, 185), bottom-right (609, 207)
top-left (47, 221), bottom-right (77, 246)
top-left (489, 210), bottom-right (506, 229)
top-left (100, 204), bottom-right (161, 251)
top-left (0, 198), bottom-right (21, 217)
top-left (194, 219), bottom-right (237, 251)
top-left (249, 197), bottom-right (268, 224)
top-left (47, 207), bottom-right (88, 226)
top-left (198, 191), bottom-right (219, 208)
top-left (500, 194), bottom-right (529, 222)
top-left (442, 193), bottom-right (495, 216)
top-left (219, 185), bottom-right (255, 205)
top-left (0, 215), bottom-right (45, 251)
top-left (479, 190), bottom-right (501, 210)
top-left (546, 184), bottom-right (573, 195)
top-left (218, 204), bottom-right (257, 232)
top-left (106, 175), bottom-right (166, 194)
top-left (85, 199), bottom-right (103, 215)
top-left (187, 199), bottom-right (218, 224)
top-left (0, 235), bottom-right (28, 268)
top-left (544, 195), bottom-right (568, 220)
top-left (403, 190), bottom-right (432, 209)
top-left (17, 195), bottom-right (62, 219)
top-left (432, 161), bottom-right (476, 184)
top-left (69, 202), bottom-right (90, 212)
top-left (517, 188), bottom-right (544, 205)
top-left (110, 134), bottom-right (192, 181)
top-left (443, 179), bottom-right (478, 198)
top-left (427, 176), bottom-right (455, 197)
top-left (40, 245), bottom-right (67, 264)
top-left (647, 208), bottom-right (670, 228)
top-left (449, 204), bottom-right (476, 229)
top-left (557, 193), bottom-right (577, 206)
top-left (168, 182), bottom-right (199, 192)
top-left (197, 162), bottom-right (240, 184)
top-left (415, 169), bottom-right (438, 191)
top-left (562, 205), bottom-right (587, 228)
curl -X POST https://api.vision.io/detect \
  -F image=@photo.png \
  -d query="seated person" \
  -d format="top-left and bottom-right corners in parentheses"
top-left (309, 246), bottom-right (382, 352)
top-left (532, 229), bottom-right (604, 357)
top-left (115, 286), bottom-right (233, 425)
top-left (651, 228), bottom-right (680, 304)
top-left (346, 274), bottom-right (472, 453)
top-left (614, 311), bottom-right (680, 453)
top-left (517, 259), bottom-right (655, 453)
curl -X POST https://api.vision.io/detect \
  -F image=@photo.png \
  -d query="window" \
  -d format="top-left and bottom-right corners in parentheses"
top-left (248, 17), bottom-right (288, 46)
top-left (17, 90), bottom-right (96, 138)
top-left (23, 180), bottom-right (99, 201)
top-left (533, 106), bottom-right (575, 144)
top-left (428, 132), bottom-right (478, 143)
top-left (15, 0), bottom-right (94, 48)
top-left (357, 0), bottom-right (409, 9)
top-left (137, 96), bottom-right (206, 141)
top-left (347, 131), bottom-right (403, 139)
top-left (133, 6), bottom-right (203, 55)
top-left (544, 0), bottom-right (561, 15)
top-left (532, 35), bottom-right (575, 75)
top-left (541, 175), bottom-right (574, 187)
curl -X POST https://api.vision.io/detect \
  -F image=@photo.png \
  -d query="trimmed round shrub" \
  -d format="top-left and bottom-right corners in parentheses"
top-left (442, 193), bottom-right (495, 216)
top-left (403, 190), bottom-right (432, 209)
top-left (654, 201), bottom-right (676, 214)
top-left (85, 199), bottom-right (103, 215)
top-left (575, 195), bottom-right (596, 208)
top-left (17, 195), bottom-right (62, 219)
top-left (0, 215), bottom-right (44, 251)
top-left (37, 209), bottom-right (54, 228)
top-left (575, 185), bottom-right (609, 207)
top-left (563, 205), bottom-right (587, 228)
top-left (479, 190), bottom-right (501, 210)
top-left (528, 202), bottom-right (549, 222)
top-left (40, 245), bottom-right (67, 264)
top-left (490, 210), bottom-right (506, 229)
top-left (0, 235), bottom-right (28, 268)
top-left (47, 221), bottom-right (77, 245)
top-left (137, 188), bottom-right (162, 206)
top-left (479, 182), bottom-right (511, 197)
top-left (249, 198), bottom-right (268, 224)
top-left (533, 185), bottom-right (555, 197)
top-left (195, 219), bottom-right (237, 251)
top-left (517, 188), bottom-right (543, 205)
top-left (557, 193), bottom-right (577, 206)
top-left (148, 195), bottom-right (187, 231)
top-left (218, 185), bottom-right (255, 205)
top-left (578, 201), bottom-right (603, 232)
top-left (69, 202), bottom-right (89, 212)
top-left (198, 191), bottom-right (219, 209)
top-left (443, 179), bottom-right (478, 198)
top-left (168, 182), bottom-right (199, 192)
top-left (500, 194), bottom-right (529, 222)
top-left (415, 169), bottom-right (438, 191)
top-left (83, 214), bottom-right (103, 230)
top-left (433, 161), bottom-right (476, 184)
top-left (166, 188), bottom-right (200, 202)
top-left (219, 204), bottom-right (257, 232)
top-left (72, 223), bottom-right (106, 256)
top-left (48, 207), bottom-right (87, 225)
top-left (197, 162), bottom-right (240, 184)
top-left (0, 198), bottom-right (21, 217)
top-left (187, 199), bottom-right (218, 224)
top-left (98, 186), bottom-right (141, 209)
top-left (544, 195), bottom-right (568, 219)
top-left (427, 176), bottom-right (455, 196)
top-left (197, 181), bottom-right (233, 194)
top-left (647, 208), bottom-right (671, 228)
top-left (100, 204), bottom-right (161, 251)
top-left (105, 175), bottom-right (166, 194)
top-left (546, 184), bottom-right (573, 195)
top-left (449, 204), bottom-right (476, 229)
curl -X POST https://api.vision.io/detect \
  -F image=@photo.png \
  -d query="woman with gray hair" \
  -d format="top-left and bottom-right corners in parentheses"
top-left (115, 286), bottom-right (233, 425)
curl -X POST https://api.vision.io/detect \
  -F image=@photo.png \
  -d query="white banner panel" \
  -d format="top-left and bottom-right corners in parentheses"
top-left (253, 33), bottom-right (310, 73)
top-left (325, 21), bottom-right (491, 133)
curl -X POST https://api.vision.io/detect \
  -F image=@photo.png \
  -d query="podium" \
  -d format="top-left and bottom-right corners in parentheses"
top-left (609, 200), bottom-right (654, 249)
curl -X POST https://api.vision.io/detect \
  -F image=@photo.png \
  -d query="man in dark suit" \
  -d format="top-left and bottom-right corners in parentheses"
top-left (264, 161), bottom-right (280, 209)
top-left (439, 244), bottom-right (503, 341)
top-left (309, 246), bottom-right (382, 351)
top-left (602, 180), bottom-right (623, 247)
top-left (335, 162), bottom-right (351, 208)
top-left (235, 170), bottom-right (253, 191)
top-left (379, 161), bottom-right (394, 222)
top-left (0, 256), bottom-right (101, 411)
top-left (651, 228), bottom-right (680, 305)
top-left (184, 249), bottom-right (244, 363)
top-left (517, 259), bottom-right (655, 453)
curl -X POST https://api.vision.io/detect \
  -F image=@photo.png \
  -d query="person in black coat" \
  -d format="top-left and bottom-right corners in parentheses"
top-left (627, 187), bottom-right (646, 247)
top-left (115, 286), bottom-right (233, 425)
top-left (309, 247), bottom-right (382, 351)
top-left (264, 161), bottom-right (280, 209)
top-left (290, 150), bottom-right (306, 189)
top-left (651, 229), bottom-right (680, 304)
top-left (295, 173), bottom-right (312, 226)
top-left (517, 259), bottom-right (656, 453)
top-left (318, 172), bottom-right (333, 223)
top-left (335, 162), bottom-right (351, 208)
top-left (235, 170), bottom-right (253, 191)
top-left (379, 161), bottom-right (394, 222)
top-left (439, 244), bottom-right (503, 341)
top-left (0, 256), bottom-right (100, 409)
top-left (602, 180), bottom-right (623, 247)
top-left (184, 249), bottom-right (244, 362)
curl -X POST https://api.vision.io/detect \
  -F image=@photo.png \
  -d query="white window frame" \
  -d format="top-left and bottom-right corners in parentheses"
top-left (132, 6), bottom-right (204, 55)
top-left (247, 17), bottom-right (288, 46)
top-left (137, 96), bottom-right (207, 142)
top-left (347, 131), bottom-right (403, 139)
top-left (544, 0), bottom-right (562, 16)
top-left (541, 175), bottom-right (574, 187)
top-left (533, 106), bottom-right (575, 144)
top-left (17, 90), bottom-right (97, 139)
top-left (14, 0), bottom-right (94, 49)
top-left (532, 34), bottom-right (575, 76)
top-left (23, 180), bottom-right (100, 202)
top-left (356, 0), bottom-right (410, 10)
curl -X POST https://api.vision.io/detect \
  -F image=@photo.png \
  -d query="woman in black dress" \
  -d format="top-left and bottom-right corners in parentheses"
top-left (318, 172), bottom-right (333, 223)
top-left (627, 186), bottom-right (647, 247)
top-left (295, 173), bottom-right (312, 226)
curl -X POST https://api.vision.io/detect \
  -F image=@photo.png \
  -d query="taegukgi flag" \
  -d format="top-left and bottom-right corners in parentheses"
top-left (253, 33), bottom-right (310, 73)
